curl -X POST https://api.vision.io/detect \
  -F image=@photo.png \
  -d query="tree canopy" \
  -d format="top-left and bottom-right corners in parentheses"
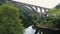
top-left (33, 8), bottom-right (60, 30)
top-left (0, 4), bottom-right (24, 34)
top-left (55, 3), bottom-right (60, 9)
top-left (19, 6), bottom-right (37, 28)
top-left (48, 8), bottom-right (60, 29)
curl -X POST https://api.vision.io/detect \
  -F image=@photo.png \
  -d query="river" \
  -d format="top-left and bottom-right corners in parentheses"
top-left (24, 25), bottom-right (40, 34)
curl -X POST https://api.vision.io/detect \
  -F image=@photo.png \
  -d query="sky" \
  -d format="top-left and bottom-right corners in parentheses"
top-left (13, 0), bottom-right (60, 8)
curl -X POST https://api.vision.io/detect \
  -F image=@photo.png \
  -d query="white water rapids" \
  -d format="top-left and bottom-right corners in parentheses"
top-left (24, 25), bottom-right (40, 34)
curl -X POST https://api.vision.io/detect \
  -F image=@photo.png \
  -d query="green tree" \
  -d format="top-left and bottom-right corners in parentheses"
top-left (0, 0), bottom-right (12, 5)
top-left (35, 8), bottom-right (60, 29)
top-left (0, 4), bottom-right (24, 34)
top-left (19, 6), bottom-right (36, 28)
top-left (0, 0), bottom-right (5, 5)
top-left (55, 3), bottom-right (60, 9)
top-left (48, 8), bottom-right (60, 29)
top-left (34, 8), bottom-right (60, 34)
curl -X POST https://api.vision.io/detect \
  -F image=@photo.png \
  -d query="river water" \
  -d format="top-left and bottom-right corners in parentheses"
top-left (24, 25), bottom-right (39, 34)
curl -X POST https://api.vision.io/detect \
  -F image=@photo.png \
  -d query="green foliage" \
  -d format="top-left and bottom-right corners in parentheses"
top-left (48, 8), bottom-right (60, 19)
top-left (0, 0), bottom-right (6, 5)
top-left (55, 3), bottom-right (60, 9)
top-left (0, 4), bottom-right (24, 34)
top-left (38, 8), bottom-right (60, 25)
top-left (34, 8), bottom-right (60, 28)
top-left (48, 8), bottom-right (60, 29)
top-left (19, 6), bottom-right (36, 28)
top-left (39, 17), bottom-right (54, 25)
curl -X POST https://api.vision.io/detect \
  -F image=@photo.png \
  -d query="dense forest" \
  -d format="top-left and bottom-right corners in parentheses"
top-left (0, 0), bottom-right (60, 34)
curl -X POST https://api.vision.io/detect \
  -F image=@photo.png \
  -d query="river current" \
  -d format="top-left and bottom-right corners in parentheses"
top-left (24, 25), bottom-right (39, 34)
